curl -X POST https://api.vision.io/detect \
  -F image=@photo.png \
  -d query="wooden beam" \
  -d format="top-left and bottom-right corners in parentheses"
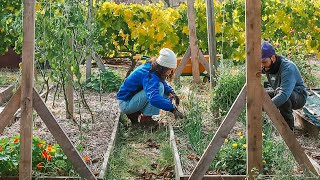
top-left (293, 110), bottom-right (319, 138)
top-left (198, 50), bottom-right (211, 74)
top-left (32, 89), bottom-right (96, 180)
top-left (0, 88), bottom-right (21, 134)
top-left (0, 85), bottom-right (14, 105)
top-left (187, 0), bottom-right (200, 83)
top-left (262, 90), bottom-right (319, 175)
top-left (245, 0), bottom-right (262, 178)
top-left (169, 124), bottom-right (184, 179)
top-left (98, 111), bottom-right (120, 178)
top-left (175, 46), bottom-right (191, 79)
top-left (20, 0), bottom-right (36, 178)
top-left (205, 0), bottom-right (217, 87)
top-left (189, 85), bottom-right (247, 180)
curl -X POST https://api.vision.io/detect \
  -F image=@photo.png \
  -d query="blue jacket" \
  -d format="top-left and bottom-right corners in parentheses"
top-left (268, 56), bottom-right (307, 107)
top-left (117, 62), bottom-right (174, 111)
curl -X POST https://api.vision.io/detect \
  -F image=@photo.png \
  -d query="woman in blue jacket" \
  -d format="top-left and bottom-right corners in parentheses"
top-left (117, 48), bottom-right (184, 125)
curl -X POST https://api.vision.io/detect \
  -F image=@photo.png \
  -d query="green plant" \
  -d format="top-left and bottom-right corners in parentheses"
top-left (0, 135), bottom-right (75, 176)
top-left (211, 64), bottom-right (246, 117)
top-left (211, 131), bottom-right (295, 175)
top-left (86, 69), bottom-right (122, 93)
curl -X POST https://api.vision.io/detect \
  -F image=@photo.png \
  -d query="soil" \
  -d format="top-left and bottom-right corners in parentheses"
top-left (1, 88), bottom-right (120, 176)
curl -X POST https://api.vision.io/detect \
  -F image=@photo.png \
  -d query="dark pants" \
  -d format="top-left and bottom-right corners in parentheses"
top-left (267, 90), bottom-right (306, 130)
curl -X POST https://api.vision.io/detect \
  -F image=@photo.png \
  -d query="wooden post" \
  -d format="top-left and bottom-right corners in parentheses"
top-left (187, 0), bottom-right (201, 83)
top-left (205, 0), bottom-right (217, 87)
top-left (245, 0), bottom-right (262, 178)
top-left (20, 0), bottom-right (35, 178)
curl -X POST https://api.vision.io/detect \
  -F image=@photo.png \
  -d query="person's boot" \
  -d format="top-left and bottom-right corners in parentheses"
top-left (139, 115), bottom-right (159, 127)
top-left (126, 111), bottom-right (141, 124)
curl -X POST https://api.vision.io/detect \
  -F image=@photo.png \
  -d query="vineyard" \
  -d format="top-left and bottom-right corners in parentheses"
top-left (0, 0), bottom-right (320, 179)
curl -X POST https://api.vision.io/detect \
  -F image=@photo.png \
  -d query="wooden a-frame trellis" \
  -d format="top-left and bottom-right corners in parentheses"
top-left (174, 0), bottom-right (218, 85)
top-left (185, 0), bottom-right (320, 179)
top-left (0, 0), bottom-right (97, 179)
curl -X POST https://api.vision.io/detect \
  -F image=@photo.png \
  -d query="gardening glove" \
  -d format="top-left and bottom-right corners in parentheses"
top-left (170, 106), bottom-right (185, 120)
top-left (170, 91), bottom-right (180, 106)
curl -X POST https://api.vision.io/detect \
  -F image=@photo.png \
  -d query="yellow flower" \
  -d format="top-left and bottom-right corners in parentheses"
top-left (36, 4), bottom-right (41, 12)
top-left (237, 131), bottom-right (243, 137)
top-left (224, 139), bottom-right (229, 143)
top-left (232, 143), bottom-right (238, 148)
top-left (262, 160), bottom-right (266, 164)
top-left (242, 144), bottom-right (247, 149)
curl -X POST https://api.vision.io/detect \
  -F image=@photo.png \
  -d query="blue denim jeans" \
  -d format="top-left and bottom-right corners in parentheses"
top-left (118, 82), bottom-right (165, 116)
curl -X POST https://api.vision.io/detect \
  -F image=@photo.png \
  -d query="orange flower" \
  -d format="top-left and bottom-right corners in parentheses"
top-left (38, 142), bottom-right (44, 148)
top-left (41, 150), bottom-right (48, 159)
top-left (84, 155), bottom-right (90, 163)
top-left (47, 155), bottom-right (52, 161)
top-left (0, 146), bottom-right (3, 151)
top-left (46, 144), bottom-right (55, 152)
top-left (13, 138), bottom-right (19, 143)
top-left (37, 163), bottom-right (43, 169)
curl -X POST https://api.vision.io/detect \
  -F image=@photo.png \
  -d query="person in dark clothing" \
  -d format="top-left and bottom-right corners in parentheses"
top-left (261, 41), bottom-right (307, 130)
top-left (117, 48), bottom-right (184, 125)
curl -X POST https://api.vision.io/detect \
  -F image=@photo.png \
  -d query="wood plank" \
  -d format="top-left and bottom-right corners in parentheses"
top-left (0, 84), bottom-right (14, 105)
top-left (20, 0), bottom-right (36, 178)
top-left (293, 110), bottom-right (319, 138)
top-left (175, 46), bottom-right (191, 79)
top-left (32, 89), bottom-right (96, 180)
top-left (205, 0), bottom-right (217, 87)
top-left (308, 155), bottom-right (320, 175)
top-left (169, 124), bottom-right (184, 179)
top-left (189, 85), bottom-right (247, 180)
top-left (245, 0), bottom-right (262, 178)
top-left (198, 51), bottom-right (210, 75)
top-left (262, 90), bottom-right (319, 175)
top-left (187, 0), bottom-right (200, 83)
top-left (0, 88), bottom-right (21, 134)
top-left (98, 110), bottom-right (121, 178)
top-left (182, 175), bottom-right (246, 180)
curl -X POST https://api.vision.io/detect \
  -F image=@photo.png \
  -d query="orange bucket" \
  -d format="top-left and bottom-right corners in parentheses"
top-left (176, 55), bottom-right (209, 75)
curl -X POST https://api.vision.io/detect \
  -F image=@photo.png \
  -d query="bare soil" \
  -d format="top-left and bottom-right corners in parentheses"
top-left (1, 89), bottom-right (120, 176)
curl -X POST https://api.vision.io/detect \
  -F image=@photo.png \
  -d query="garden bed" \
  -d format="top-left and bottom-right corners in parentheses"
top-left (1, 88), bottom-right (120, 178)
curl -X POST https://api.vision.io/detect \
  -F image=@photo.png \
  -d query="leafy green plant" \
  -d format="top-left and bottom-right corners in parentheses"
top-left (86, 69), bottom-right (122, 93)
top-left (0, 135), bottom-right (76, 176)
top-left (211, 131), bottom-right (294, 175)
top-left (211, 64), bottom-right (246, 117)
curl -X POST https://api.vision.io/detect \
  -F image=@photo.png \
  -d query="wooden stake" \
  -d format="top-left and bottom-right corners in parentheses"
top-left (187, 0), bottom-right (200, 83)
top-left (262, 90), bottom-right (318, 175)
top-left (66, 37), bottom-right (74, 119)
top-left (205, 0), bottom-right (218, 87)
top-left (189, 85), bottom-right (247, 179)
top-left (245, 0), bottom-right (262, 178)
top-left (0, 88), bottom-right (21, 134)
top-left (33, 89), bottom-right (96, 180)
top-left (175, 46), bottom-right (191, 79)
top-left (20, 0), bottom-right (35, 178)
